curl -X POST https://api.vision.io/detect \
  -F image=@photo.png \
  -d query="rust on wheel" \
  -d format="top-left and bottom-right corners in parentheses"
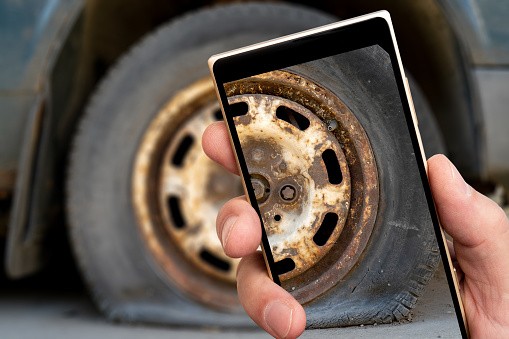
top-left (230, 94), bottom-right (351, 281)
top-left (132, 69), bottom-right (379, 309)
top-left (226, 71), bottom-right (379, 303)
top-left (132, 78), bottom-right (243, 310)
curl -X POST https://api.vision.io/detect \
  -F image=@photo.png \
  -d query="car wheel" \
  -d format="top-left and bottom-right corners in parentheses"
top-left (67, 2), bottom-right (444, 327)
top-left (67, 2), bottom-right (335, 326)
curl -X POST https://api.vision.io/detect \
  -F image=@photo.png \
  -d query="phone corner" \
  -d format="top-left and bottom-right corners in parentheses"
top-left (207, 55), bottom-right (219, 73)
top-left (376, 10), bottom-right (392, 22)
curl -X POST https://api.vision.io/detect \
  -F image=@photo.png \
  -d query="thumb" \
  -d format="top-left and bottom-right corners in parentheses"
top-left (427, 154), bottom-right (509, 318)
top-left (428, 155), bottom-right (509, 338)
top-left (428, 154), bottom-right (509, 250)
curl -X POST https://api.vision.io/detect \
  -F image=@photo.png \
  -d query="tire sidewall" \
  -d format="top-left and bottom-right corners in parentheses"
top-left (294, 46), bottom-right (439, 325)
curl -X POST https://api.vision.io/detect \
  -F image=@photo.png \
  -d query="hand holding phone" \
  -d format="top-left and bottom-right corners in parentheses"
top-left (204, 131), bottom-right (509, 337)
top-left (205, 11), bottom-right (487, 337)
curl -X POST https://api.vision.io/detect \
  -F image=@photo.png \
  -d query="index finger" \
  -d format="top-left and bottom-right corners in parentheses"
top-left (202, 121), bottom-right (239, 175)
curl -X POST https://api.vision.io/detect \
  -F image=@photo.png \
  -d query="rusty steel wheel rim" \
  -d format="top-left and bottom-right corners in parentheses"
top-left (132, 78), bottom-right (243, 310)
top-left (159, 105), bottom-right (242, 283)
top-left (225, 70), bottom-right (379, 303)
top-left (133, 69), bottom-right (379, 308)
top-left (230, 94), bottom-right (351, 280)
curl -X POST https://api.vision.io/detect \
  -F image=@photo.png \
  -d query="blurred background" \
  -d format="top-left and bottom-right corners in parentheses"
top-left (0, 0), bottom-right (508, 337)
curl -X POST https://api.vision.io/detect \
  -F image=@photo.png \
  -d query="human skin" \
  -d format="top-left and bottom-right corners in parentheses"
top-left (202, 121), bottom-right (509, 338)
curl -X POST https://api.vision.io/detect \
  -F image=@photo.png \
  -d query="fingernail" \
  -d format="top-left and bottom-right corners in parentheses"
top-left (221, 216), bottom-right (237, 247)
top-left (448, 160), bottom-right (472, 197)
top-left (264, 301), bottom-right (293, 339)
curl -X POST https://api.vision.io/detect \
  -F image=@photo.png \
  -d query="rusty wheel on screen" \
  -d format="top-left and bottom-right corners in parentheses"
top-left (66, 2), bottom-right (445, 328)
top-left (223, 64), bottom-right (445, 327)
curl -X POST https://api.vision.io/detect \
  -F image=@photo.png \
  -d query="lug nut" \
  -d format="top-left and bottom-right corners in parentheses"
top-left (280, 185), bottom-right (297, 202)
top-left (250, 175), bottom-right (270, 204)
top-left (251, 179), bottom-right (265, 200)
top-left (326, 119), bottom-right (338, 131)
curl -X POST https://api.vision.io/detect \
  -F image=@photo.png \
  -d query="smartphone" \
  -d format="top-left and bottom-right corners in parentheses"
top-left (209, 11), bottom-right (468, 337)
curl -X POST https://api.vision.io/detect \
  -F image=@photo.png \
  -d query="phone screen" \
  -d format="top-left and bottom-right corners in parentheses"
top-left (213, 15), bottom-right (467, 337)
